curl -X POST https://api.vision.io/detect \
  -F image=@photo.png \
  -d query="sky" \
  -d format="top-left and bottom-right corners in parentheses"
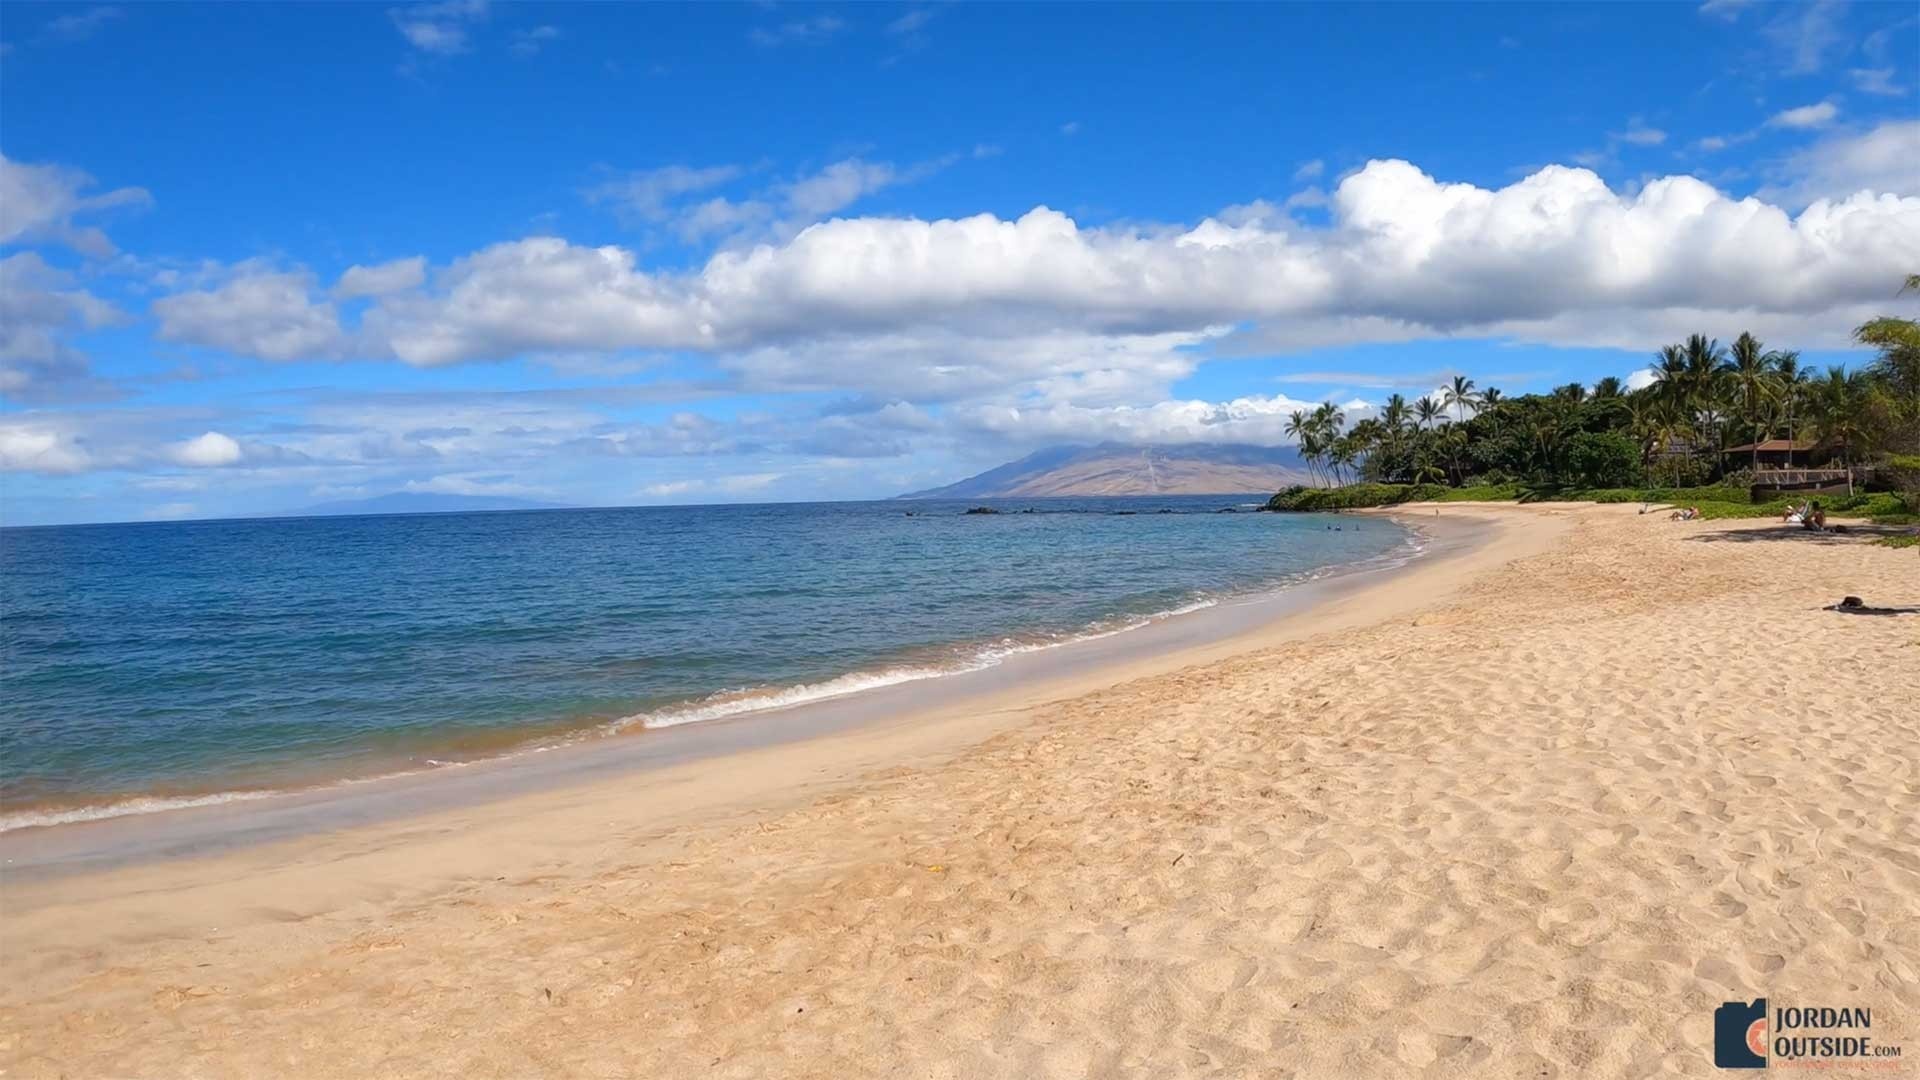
top-left (1, 1), bottom-right (1918, 525)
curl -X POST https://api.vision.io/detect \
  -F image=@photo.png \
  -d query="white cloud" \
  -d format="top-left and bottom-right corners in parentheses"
top-left (589, 164), bottom-right (744, 224)
top-left (1293, 159), bottom-right (1325, 181)
top-left (638, 472), bottom-right (782, 500)
top-left (591, 158), bottom-right (927, 244)
top-left (1761, 120), bottom-right (1920, 206)
top-left (1697, 0), bottom-right (1751, 20)
top-left (783, 159), bottom-right (899, 218)
top-left (390, 0), bottom-right (488, 55)
top-left (153, 154), bottom-right (1920, 377)
top-left (153, 266), bottom-right (348, 361)
top-left (400, 473), bottom-right (544, 497)
top-left (1768, 102), bottom-right (1839, 129)
top-left (1849, 68), bottom-right (1905, 97)
top-left (0, 152), bottom-right (151, 257)
top-left (334, 257), bottom-right (427, 299)
top-left (1617, 121), bottom-right (1667, 146)
top-left (0, 253), bottom-right (124, 402)
top-left (1625, 367), bottom-right (1659, 391)
top-left (167, 431), bottom-right (244, 467)
top-left (0, 418), bottom-right (95, 474)
top-left (362, 239), bottom-right (708, 365)
top-left (951, 391), bottom-right (1355, 447)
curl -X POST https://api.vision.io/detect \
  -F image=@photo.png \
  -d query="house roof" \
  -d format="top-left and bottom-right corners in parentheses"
top-left (1722, 438), bottom-right (1817, 454)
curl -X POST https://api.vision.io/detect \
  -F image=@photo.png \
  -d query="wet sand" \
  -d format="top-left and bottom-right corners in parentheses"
top-left (3, 504), bottom-right (1915, 1078)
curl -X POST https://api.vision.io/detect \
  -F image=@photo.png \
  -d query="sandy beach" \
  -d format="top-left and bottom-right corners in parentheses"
top-left (3, 504), bottom-right (1916, 1078)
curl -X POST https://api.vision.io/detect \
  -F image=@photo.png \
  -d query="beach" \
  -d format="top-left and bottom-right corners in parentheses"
top-left (3, 503), bottom-right (1916, 1077)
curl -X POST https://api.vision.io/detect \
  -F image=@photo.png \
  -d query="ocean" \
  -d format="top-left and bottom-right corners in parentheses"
top-left (0, 497), bottom-right (1414, 830)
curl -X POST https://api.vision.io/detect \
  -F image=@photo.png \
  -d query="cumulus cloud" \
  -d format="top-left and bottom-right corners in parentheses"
top-left (0, 152), bottom-right (152, 257)
top-left (1768, 102), bottom-right (1839, 129)
top-left (1293, 159), bottom-right (1325, 181)
top-left (150, 155), bottom-right (1920, 389)
top-left (334, 257), bottom-right (427, 299)
top-left (153, 266), bottom-right (348, 361)
top-left (167, 431), bottom-right (244, 467)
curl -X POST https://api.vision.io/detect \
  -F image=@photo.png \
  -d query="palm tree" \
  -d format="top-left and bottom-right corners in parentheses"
top-left (1439, 421), bottom-right (1469, 485)
top-left (1381, 393), bottom-right (1411, 434)
top-left (1813, 366), bottom-right (1864, 493)
top-left (1414, 396), bottom-right (1442, 430)
top-left (1682, 334), bottom-right (1727, 416)
top-left (1723, 331), bottom-right (1781, 473)
top-left (1442, 375), bottom-right (1481, 425)
top-left (1650, 343), bottom-right (1690, 416)
top-left (1284, 410), bottom-right (1318, 486)
top-left (1555, 381), bottom-right (1587, 404)
top-left (1773, 351), bottom-right (1807, 451)
top-left (1479, 387), bottom-right (1506, 443)
top-left (1592, 376), bottom-right (1623, 399)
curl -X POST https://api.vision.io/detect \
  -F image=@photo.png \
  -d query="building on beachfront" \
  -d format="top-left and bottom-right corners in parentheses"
top-left (1721, 437), bottom-right (1854, 497)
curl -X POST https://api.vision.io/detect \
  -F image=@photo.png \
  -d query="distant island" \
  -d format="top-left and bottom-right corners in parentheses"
top-left (287, 493), bottom-right (565, 518)
top-left (900, 443), bottom-right (1315, 498)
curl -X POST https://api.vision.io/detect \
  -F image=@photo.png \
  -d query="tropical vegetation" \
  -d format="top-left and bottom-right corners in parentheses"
top-left (1269, 278), bottom-right (1920, 521)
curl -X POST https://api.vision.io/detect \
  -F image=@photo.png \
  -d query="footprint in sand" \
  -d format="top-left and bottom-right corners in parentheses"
top-left (1708, 892), bottom-right (1748, 918)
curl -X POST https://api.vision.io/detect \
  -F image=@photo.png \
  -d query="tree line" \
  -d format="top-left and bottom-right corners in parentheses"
top-left (1282, 279), bottom-right (1920, 493)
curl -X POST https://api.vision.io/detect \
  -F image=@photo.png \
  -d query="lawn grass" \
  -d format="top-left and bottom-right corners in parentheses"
top-left (1264, 482), bottom-right (1913, 524)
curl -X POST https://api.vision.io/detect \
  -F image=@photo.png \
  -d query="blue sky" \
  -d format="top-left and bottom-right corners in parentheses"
top-left (2, 1), bottom-right (1917, 524)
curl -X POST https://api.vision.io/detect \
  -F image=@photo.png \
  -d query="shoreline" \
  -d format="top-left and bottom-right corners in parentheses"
top-left (0, 499), bottom-right (1413, 837)
top-left (0, 507), bottom-right (1542, 909)
top-left (0, 510), bottom-right (1422, 841)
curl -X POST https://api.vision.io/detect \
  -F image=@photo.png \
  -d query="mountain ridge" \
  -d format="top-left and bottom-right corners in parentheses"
top-left (900, 443), bottom-right (1313, 499)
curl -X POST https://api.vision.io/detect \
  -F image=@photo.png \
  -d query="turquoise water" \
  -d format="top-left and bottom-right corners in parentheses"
top-left (0, 497), bottom-right (1412, 827)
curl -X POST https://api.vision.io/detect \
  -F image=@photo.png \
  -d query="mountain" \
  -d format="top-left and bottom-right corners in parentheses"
top-left (288, 493), bottom-right (565, 518)
top-left (900, 443), bottom-right (1315, 499)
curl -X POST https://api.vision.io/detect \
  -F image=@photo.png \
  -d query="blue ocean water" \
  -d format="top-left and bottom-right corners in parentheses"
top-left (0, 498), bottom-right (1412, 827)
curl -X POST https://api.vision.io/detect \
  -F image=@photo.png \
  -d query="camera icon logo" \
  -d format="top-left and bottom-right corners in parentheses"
top-left (1715, 998), bottom-right (1769, 1069)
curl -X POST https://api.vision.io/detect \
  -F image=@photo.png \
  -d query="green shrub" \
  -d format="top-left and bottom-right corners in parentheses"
top-left (1264, 484), bottom-right (1444, 511)
top-left (1561, 432), bottom-right (1643, 489)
